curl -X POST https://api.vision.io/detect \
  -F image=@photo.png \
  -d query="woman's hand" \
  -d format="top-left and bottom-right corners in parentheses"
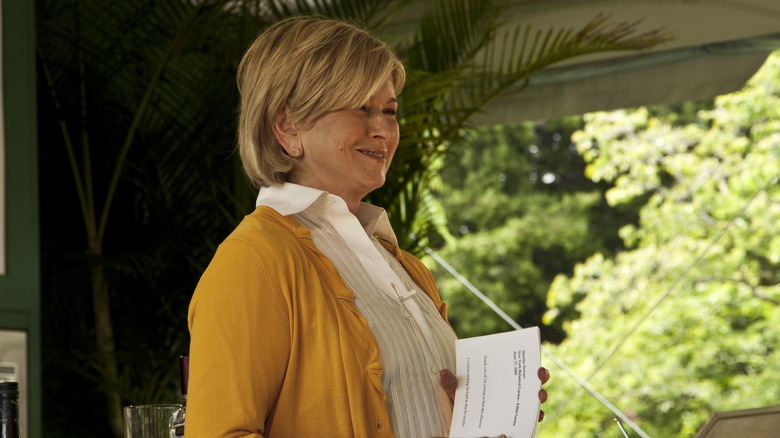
top-left (438, 367), bottom-right (551, 422)
top-left (439, 368), bottom-right (458, 401)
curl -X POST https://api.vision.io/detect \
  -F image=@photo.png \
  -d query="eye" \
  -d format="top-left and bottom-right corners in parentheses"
top-left (384, 108), bottom-right (397, 117)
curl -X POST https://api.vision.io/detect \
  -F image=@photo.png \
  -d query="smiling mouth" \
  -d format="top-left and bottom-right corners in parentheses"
top-left (359, 150), bottom-right (386, 159)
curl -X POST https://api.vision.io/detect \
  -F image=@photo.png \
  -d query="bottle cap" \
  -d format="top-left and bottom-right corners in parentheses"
top-left (0, 381), bottom-right (19, 399)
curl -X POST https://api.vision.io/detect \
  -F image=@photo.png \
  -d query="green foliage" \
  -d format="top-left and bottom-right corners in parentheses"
top-left (541, 51), bottom-right (780, 437)
top-left (373, 0), bottom-right (671, 252)
top-left (37, 1), bottom-right (255, 435)
top-left (430, 120), bottom-right (637, 341)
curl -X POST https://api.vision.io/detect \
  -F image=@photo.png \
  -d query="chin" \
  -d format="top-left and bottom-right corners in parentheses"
top-left (371, 178), bottom-right (387, 191)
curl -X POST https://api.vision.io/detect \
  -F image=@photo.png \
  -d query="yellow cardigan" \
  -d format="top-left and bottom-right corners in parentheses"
top-left (187, 206), bottom-right (451, 438)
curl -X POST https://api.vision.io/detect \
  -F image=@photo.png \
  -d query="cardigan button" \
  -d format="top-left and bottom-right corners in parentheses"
top-left (375, 420), bottom-right (383, 431)
top-left (367, 347), bottom-right (375, 356)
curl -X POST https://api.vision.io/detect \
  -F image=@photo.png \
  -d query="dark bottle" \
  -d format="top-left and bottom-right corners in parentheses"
top-left (0, 381), bottom-right (21, 438)
top-left (169, 356), bottom-right (188, 437)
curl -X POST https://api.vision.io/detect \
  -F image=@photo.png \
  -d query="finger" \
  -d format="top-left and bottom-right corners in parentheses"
top-left (439, 368), bottom-right (458, 399)
top-left (538, 367), bottom-right (550, 384)
top-left (539, 409), bottom-right (545, 423)
top-left (538, 388), bottom-right (548, 404)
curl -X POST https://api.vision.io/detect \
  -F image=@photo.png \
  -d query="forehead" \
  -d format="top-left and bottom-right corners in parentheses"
top-left (328, 74), bottom-right (398, 113)
top-left (363, 78), bottom-right (398, 103)
top-left (377, 79), bottom-right (398, 96)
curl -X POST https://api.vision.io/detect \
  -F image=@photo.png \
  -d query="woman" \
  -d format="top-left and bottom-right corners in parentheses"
top-left (187, 16), bottom-right (548, 438)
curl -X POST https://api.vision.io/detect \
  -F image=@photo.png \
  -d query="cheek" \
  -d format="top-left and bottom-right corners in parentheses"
top-left (391, 120), bottom-right (400, 138)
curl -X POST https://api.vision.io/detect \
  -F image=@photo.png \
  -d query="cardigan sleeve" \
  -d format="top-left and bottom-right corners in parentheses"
top-left (187, 238), bottom-right (290, 438)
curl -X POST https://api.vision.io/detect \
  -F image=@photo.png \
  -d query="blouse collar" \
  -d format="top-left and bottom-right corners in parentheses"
top-left (255, 183), bottom-right (398, 247)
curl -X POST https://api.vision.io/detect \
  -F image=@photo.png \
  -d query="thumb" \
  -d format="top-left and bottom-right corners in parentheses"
top-left (439, 368), bottom-right (457, 400)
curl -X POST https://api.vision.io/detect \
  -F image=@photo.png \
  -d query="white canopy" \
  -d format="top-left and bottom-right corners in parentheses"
top-left (695, 405), bottom-right (780, 438)
top-left (391, 0), bottom-right (780, 123)
top-left (477, 0), bottom-right (780, 123)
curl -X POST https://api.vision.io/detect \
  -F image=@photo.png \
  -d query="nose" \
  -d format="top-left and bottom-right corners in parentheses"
top-left (367, 113), bottom-right (396, 142)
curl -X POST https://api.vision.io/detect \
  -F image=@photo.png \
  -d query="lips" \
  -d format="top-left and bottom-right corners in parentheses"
top-left (357, 148), bottom-right (386, 159)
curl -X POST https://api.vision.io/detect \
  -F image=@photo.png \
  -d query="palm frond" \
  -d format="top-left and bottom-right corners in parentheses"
top-left (265, 0), bottom-right (404, 25)
top-left (370, 2), bottom-right (673, 249)
top-left (405, 0), bottom-right (497, 73)
top-left (406, 13), bottom-right (672, 138)
top-left (383, 163), bottom-right (454, 255)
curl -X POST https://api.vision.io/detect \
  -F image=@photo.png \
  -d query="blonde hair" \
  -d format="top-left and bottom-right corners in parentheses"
top-left (237, 16), bottom-right (406, 188)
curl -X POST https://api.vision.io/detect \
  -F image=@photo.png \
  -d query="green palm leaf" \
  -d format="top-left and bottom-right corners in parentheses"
top-left (265, 0), bottom-right (408, 26)
top-left (370, 0), bottom-right (672, 255)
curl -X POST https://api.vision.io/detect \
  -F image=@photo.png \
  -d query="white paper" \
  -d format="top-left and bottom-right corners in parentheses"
top-left (449, 327), bottom-right (542, 438)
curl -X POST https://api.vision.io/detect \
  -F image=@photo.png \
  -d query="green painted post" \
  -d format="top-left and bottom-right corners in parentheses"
top-left (0, 0), bottom-right (41, 437)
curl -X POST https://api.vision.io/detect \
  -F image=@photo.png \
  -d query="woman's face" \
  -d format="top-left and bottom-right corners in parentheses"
top-left (289, 78), bottom-right (399, 212)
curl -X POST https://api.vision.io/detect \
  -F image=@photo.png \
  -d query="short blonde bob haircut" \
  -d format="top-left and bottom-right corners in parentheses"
top-left (237, 16), bottom-right (406, 188)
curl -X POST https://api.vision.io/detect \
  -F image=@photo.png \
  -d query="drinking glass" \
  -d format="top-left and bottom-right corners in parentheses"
top-left (123, 404), bottom-right (182, 438)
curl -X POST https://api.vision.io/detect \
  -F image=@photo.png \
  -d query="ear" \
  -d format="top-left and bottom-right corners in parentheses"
top-left (272, 106), bottom-right (299, 154)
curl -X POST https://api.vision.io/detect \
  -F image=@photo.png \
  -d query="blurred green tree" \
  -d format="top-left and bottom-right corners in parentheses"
top-left (540, 51), bottom-right (780, 437)
top-left (430, 118), bottom-right (643, 341)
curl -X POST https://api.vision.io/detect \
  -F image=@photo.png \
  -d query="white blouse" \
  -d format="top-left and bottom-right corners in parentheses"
top-left (256, 183), bottom-right (457, 438)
